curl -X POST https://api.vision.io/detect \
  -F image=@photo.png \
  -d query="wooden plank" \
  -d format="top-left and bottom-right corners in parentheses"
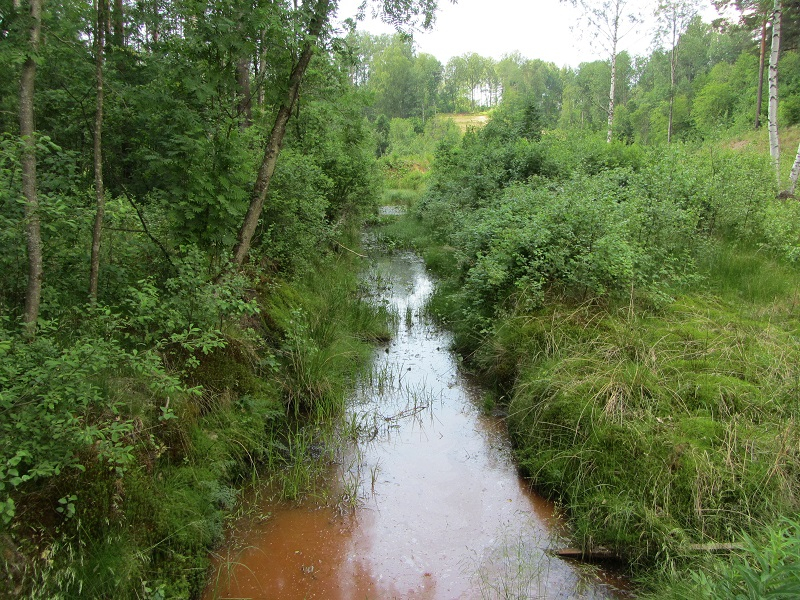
top-left (553, 542), bottom-right (742, 561)
top-left (687, 543), bottom-right (743, 553)
top-left (553, 547), bottom-right (618, 560)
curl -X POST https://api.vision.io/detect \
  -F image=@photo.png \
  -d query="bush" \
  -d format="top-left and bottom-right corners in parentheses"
top-left (398, 104), bottom-right (800, 583)
top-left (0, 308), bottom-right (191, 525)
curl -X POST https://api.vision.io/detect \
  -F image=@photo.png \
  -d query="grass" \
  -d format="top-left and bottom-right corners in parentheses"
top-left (504, 292), bottom-right (800, 558)
top-left (375, 198), bottom-right (800, 595)
top-left (467, 526), bottom-right (549, 600)
top-left (725, 124), bottom-right (800, 192)
top-left (383, 188), bottom-right (421, 206)
top-left (643, 518), bottom-right (800, 599)
top-left (698, 241), bottom-right (800, 306)
top-left (4, 233), bottom-right (392, 599)
top-left (370, 204), bottom-right (459, 280)
top-left (440, 112), bottom-right (491, 133)
top-left (467, 242), bottom-right (800, 592)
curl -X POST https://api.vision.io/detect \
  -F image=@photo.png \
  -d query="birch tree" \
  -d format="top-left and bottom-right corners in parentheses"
top-left (654, 0), bottom-right (698, 143)
top-left (572, 0), bottom-right (641, 143)
top-left (789, 144), bottom-right (800, 193)
top-left (768, 0), bottom-right (781, 187)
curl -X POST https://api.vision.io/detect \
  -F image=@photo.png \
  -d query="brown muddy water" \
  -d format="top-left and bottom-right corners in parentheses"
top-left (204, 238), bottom-right (632, 599)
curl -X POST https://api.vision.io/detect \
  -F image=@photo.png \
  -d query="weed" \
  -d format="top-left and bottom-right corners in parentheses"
top-left (466, 525), bottom-right (549, 600)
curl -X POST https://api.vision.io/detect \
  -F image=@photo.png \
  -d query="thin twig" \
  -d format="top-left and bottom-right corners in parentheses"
top-left (335, 240), bottom-right (366, 258)
top-left (119, 186), bottom-right (175, 269)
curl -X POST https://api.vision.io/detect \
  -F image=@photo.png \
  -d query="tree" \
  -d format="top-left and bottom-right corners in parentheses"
top-left (345, 31), bottom-right (393, 86)
top-left (414, 52), bottom-right (443, 121)
top-left (756, 9), bottom-right (769, 127)
top-left (713, 0), bottom-right (772, 128)
top-left (443, 55), bottom-right (468, 112)
top-left (463, 52), bottom-right (489, 110)
top-left (496, 54), bottom-right (564, 126)
top-left (789, 141), bottom-right (800, 193)
top-left (232, 0), bottom-right (443, 266)
top-left (654, 0), bottom-right (699, 143)
top-left (89, 0), bottom-right (107, 300)
top-left (561, 60), bottom-right (614, 129)
top-left (233, 0), bottom-right (334, 266)
top-left (370, 34), bottom-right (420, 118)
top-left (572, 0), bottom-right (641, 142)
top-left (18, 0), bottom-right (43, 333)
top-left (768, 0), bottom-right (781, 187)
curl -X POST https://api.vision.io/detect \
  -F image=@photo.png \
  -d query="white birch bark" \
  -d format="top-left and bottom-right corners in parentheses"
top-left (576, 0), bottom-right (638, 144)
top-left (768, 0), bottom-right (782, 188)
top-left (789, 143), bottom-right (800, 195)
top-left (607, 41), bottom-right (617, 143)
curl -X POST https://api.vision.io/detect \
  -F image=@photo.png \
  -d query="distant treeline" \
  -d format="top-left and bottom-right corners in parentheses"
top-left (349, 8), bottom-right (800, 143)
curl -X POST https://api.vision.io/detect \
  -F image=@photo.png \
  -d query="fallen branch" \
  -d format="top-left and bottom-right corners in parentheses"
top-left (335, 239), bottom-right (367, 258)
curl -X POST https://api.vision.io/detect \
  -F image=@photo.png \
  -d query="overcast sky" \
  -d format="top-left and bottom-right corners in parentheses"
top-left (335, 0), bottom-right (725, 69)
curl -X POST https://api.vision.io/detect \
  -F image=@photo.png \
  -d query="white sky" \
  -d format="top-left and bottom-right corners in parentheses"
top-left (335, 0), bottom-right (726, 69)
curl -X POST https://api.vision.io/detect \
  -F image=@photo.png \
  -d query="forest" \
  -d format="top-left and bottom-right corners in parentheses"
top-left (2, 0), bottom-right (800, 597)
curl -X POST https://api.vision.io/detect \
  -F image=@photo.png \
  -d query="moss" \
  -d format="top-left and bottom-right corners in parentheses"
top-left (190, 347), bottom-right (261, 396)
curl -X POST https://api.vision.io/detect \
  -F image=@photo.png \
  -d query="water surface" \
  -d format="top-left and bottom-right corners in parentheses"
top-left (205, 246), bottom-right (629, 599)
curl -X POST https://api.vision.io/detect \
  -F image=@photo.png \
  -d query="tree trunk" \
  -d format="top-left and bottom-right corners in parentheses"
top-left (768, 1), bottom-right (782, 188)
top-left (256, 42), bottom-right (266, 108)
top-left (232, 0), bottom-right (331, 266)
top-left (789, 143), bottom-right (800, 194)
top-left (668, 10), bottom-right (677, 144)
top-left (89, 0), bottom-right (107, 300)
top-left (236, 57), bottom-right (253, 130)
top-left (112, 0), bottom-right (124, 46)
top-left (19, 0), bottom-right (43, 334)
top-left (607, 48), bottom-right (617, 143)
top-left (756, 16), bottom-right (767, 129)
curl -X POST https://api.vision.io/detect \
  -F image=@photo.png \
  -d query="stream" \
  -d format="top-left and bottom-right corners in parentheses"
top-left (204, 229), bottom-right (631, 599)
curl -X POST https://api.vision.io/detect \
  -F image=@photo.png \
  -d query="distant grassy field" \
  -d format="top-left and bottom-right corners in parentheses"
top-left (440, 112), bottom-right (490, 132)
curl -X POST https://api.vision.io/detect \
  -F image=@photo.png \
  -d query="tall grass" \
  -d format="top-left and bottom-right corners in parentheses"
top-left (3, 234), bottom-right (391, 598)
top-left (698, 241), bottom-right (800, 306)
top-left (500, 272), bottom-right (800, 561)
top-left (375, 176), bottom-right (800, 595)
top-left (645, 518), bottom-right (800, 599)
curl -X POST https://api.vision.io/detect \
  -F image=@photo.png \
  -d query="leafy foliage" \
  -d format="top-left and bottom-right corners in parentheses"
top-left (691, 519), bottom-right (800, 599)
top-left (0, 0), bottom-right (390, 596)
top-left (387, 99), bottom-right (800, 592)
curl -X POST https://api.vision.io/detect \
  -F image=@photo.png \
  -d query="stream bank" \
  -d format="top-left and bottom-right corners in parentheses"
top-left (204, 229), bottom-right (630, 599)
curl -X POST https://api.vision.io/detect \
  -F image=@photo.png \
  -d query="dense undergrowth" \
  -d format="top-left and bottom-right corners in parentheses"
top-left (0, 226), bottom-right (391, 598)
top-left (378, 105), bottom-right (800, 596)
top-left (1, 17), bottom-right (394, 593)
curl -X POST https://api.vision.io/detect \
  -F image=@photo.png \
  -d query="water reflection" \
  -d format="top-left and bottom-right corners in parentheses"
top-left (205, 247), bottom-right (630, 599)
